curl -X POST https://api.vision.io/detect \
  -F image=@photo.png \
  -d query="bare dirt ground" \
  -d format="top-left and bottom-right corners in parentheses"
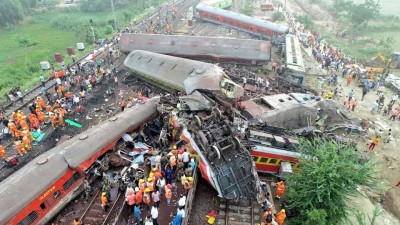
top-left (277, 0), bottom-right (400, 223)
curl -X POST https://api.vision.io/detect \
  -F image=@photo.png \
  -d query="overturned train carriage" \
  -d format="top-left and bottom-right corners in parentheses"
top-left (175, 114), bottom-right (262, 201)
top-left (124, 50), bottom-right (244, 99)
top-left (119, 33), bottom-right (271, 65)
top-left (0, 98), bottom-right (160, 225)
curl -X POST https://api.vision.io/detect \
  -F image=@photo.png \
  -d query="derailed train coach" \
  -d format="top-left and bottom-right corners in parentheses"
top-left (123, 50), bottom-right (244, 100)
top-left (195, 3), bottom-right (288, 40)
top-left (118, 33), bottom-right (272, 65)
top-left (0, 98), bottom-right (160, 225)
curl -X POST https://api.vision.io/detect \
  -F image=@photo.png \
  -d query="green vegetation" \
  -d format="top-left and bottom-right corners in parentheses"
top-left (296, 15), bottom-right (314, 29)
top-left (272, 12), bottom-right (285, 22)
top-left (0, 0), bottom-right (163, 102)
top-left (286, 138), bottom-right (376, 224)
top-left (243, 0), bottom-right (253, 16)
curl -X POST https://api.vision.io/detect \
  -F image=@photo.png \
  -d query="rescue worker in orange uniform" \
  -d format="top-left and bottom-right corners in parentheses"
top-left (169, 152), bottom-right (177, 171)
top-left (101, 192), bottom-right (109, 212)
top-left (30, 117), bottom-right (40, 130)
top-left (165, 184), bottom-right (172, 205)
top-left (37, 97), bottom-right (46, 109)
top-left (37, 111), bottom-right (47, 125)
top-left (46, 105), bottom-right (53, 113)
top-left (12, 112), bottom-right (18, 123)
top-left (58, 112), bottom-right (65, 127)
top-left (14, 129), bottom-right (23, 139)
top-left (14, 140), bottom-right (27, 156)
top-left (275, 209), bottom-right (286, 225)
top-left (138, 179), bottom-right (145, 192)
top-left (135, 187), bottom-right (143, 205)
top-left (22, 135), bottom-right (31, 151)
top-left (8, 121), bottom-right (17, 137)
top-left (143, 188), bottom-right (151, 207)
top-left (28, 113), bottom-right (37, 123)
top-left (147, 177), bottom-right (155, 192)
top-left (120, 100), bottom-right (126, 111)
top-left (19, 116), bottom-right (28, 129)
top-left (21, 127), bottom-right (34, 140)
top-left (263, 209), bottom-right (275, 225)
top-left (49, 112), bottom-right (57, 128)
top-left (0, 145), bottom-right (6, 161)
top-left (275, 181), bottom-right (286, 199)
top-left (57, 85), bottom-right (64, 97)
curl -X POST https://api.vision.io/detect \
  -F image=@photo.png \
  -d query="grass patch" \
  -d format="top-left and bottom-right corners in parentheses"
top-left (0, 3), bottom-right (161, 103)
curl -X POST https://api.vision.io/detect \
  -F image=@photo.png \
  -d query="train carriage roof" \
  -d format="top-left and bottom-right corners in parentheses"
top-left (196, 4), bottom-right (288, 34)
top-left (119, 34), bottom-right (271, 61)
top-left (61, 97), bottom-right (160, 169)
top-left (124, 50), bottom-right (226, 94)
top-left (0, 152), bottom-right (69, 224)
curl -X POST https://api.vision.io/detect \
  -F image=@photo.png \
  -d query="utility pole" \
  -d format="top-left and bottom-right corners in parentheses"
top-left (90, 19), bottom-right (95, 45)
top-left (111, 0), bottom-right (117, 30)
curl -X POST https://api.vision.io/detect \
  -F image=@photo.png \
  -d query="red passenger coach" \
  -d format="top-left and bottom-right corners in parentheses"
top-left (247, 130), bottom-right (301, 173)
top-left (0, 97), bottom-right (160, 225)
top-left (195, 3), bottom-right (288, 40)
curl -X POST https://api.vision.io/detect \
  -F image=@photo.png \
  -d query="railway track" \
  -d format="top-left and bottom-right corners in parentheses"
top-left (217, 198), bottom-right (261, 225)
top-left (80, 184), bottom-right (123, 225)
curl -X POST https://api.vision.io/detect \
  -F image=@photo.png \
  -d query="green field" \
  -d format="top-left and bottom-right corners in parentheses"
top-left (0, 2), bottom-right (160, 103)
top-left (352, 0), bottom-right (400, 16)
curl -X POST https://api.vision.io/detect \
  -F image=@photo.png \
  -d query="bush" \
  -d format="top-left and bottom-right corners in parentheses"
top-left (296, 14), bottom-right (314, 29)
top-left (272, 12), bottom-right (284, 21)
top-left (105, 25), bottom-right (113, 35)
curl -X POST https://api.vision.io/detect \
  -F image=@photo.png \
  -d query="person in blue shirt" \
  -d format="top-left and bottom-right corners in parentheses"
top-left (172, 213), bottom-right (183, 225)
top-left (164, 165), bottom-right (173, 184)
top-left (189, 158), bottom-right (196, 171)
top-left (133, 204), bottom-right (141, 223)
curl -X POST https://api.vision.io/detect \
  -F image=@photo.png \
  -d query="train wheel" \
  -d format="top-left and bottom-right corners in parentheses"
top-left (233, 137), bottom-right (241, 149)
top-left (213, 108), bottom-right (222, 119)
top-left (195, 115), bottom-right (202, 127)
top-left (211, 145), bottom-right (221, 160)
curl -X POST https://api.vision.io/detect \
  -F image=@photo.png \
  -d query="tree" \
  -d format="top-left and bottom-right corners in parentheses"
top-left (272, 12), bottom-right (285, 22)
top-left (0, 0), bottom-right (24, 27)
top-left (348, 0), bottom-right (380, 28)
top-left (286, 138), bottom-right (376, 224)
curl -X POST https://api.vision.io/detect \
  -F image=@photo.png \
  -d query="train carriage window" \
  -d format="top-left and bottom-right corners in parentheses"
top-left (63, 172), bottom-right (82, 191)
top-left (268, 158), bottom-right (280, 165)
top-left (259, 157), bottom-right (269, 164)
top-left (252, 156), bottom-right (259, 162)
top-left (18, 211), bottom-right (38, 225)
top-left (53, 190), bottom-right (61, 199)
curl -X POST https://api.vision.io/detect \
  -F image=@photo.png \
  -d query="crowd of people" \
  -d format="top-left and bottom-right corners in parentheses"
top-left (0, 46), bottom-right (121, 161)
top-left (86, 142), bottom-right (197, 225)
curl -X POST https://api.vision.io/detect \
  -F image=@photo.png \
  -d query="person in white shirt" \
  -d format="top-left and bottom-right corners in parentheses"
top-left (177, 206), bottom-right (185, 218)
top-left (151, 204), bottom-right (158, 225)
top-left (178, 194), bottom-right (186, 207)
top-left (182, 149), bottom-right (190, 169)
top-left (242, 76), bottom-right (247, 88)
